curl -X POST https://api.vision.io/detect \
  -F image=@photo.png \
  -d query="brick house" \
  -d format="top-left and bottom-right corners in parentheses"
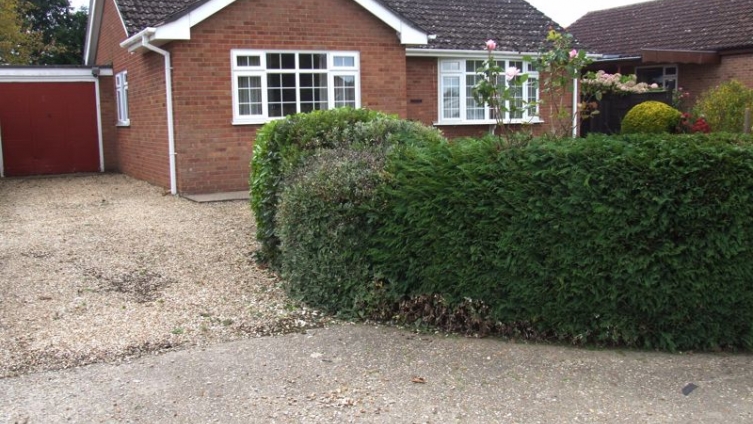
top-left (85, 0), bottom-right (567, 195)
top-left (568, 0), bottom-right (753, 109)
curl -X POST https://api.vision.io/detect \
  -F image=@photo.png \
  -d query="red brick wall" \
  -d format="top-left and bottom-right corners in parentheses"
top-left (94, 0), bottom-right (171, 189)
top-left (406, 56), bottom-right (572, 139)
top-left (406, 57), bottom-right (437, 125)
top-left (680, 53), bottom-right (753, 110)
top-left (168, 0), bottom-right (409, 194)
top-left (97, 75), bottom-right (118, 171)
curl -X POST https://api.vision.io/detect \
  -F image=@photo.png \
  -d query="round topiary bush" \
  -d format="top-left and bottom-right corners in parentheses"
top-left (621, 101), bottom-right (682, 134)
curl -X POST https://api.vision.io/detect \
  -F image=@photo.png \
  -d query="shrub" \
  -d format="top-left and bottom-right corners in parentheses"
top-left (621, 101), bottom-right (682, 134)
top-left (277, 148), bottom-right (390, 316)
top-left (693, 80), bottom-right (753, 133)
top-left (371, 134), bottom-right (753, 351)
top-left (249, 108), bottom-right (445, 268)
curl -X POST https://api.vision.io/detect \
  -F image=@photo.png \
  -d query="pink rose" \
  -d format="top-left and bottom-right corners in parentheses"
top-left (650, 83), bottom-right (659, 89)
top-left (504, 66), bottom-right (521, 81)
top-left (485, 39), bottom-right (497, 51)
top-left (569, 49), bottom-right (578, 59)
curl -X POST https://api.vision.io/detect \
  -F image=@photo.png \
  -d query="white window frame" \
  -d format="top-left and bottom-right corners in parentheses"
top-left (436, 57), bottom-right (540, 125)
top-left (636, 64), bottom-right (678, 90)
top-left (231, 50), bottom-right (361, 125)
top-left (115, 70), bottom-right (129, 126)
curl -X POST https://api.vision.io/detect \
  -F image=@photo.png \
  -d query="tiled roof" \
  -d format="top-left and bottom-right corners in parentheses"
top-left (117, 0), bottom-right (208, 35)
top-left (568, 0), bottom-right (753, 56)
top-left (381, 0), bottom-right (562, 51)
top-left (116, 0), bottom-right (562, 51)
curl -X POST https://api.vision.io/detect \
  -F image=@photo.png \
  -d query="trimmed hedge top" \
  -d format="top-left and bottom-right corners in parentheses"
top-left (371, 133), bottom-right (753, 350)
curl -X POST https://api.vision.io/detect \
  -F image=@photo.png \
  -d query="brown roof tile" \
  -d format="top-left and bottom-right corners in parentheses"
top-left (568, 0), bottom-right (753, 56)
top-left (382, 0), bottom-right (563, 51)
top-left (116, 0), bottom-right (562, 52)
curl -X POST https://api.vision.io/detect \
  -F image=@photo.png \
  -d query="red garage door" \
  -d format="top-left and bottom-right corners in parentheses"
top-left (0, 82), bottom-right (99, 176)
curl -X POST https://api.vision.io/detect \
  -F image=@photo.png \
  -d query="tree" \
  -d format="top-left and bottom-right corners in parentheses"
top-left (22, 0), bottom-right (88, 64)
top-left (0, 0), bottom-right (87, 65)
top-left (0, 0), bottom-right (42, 64)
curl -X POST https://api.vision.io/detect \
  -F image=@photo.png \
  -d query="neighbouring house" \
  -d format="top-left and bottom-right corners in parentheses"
top-left (84, 0), bottom-right (568, 195)
top-left (568, 0), bottom-right (753, 109)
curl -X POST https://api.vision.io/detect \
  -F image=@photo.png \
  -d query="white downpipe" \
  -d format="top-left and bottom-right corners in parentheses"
top-left (140, 34), bottom-right (177, 195)
top-left (572, 77), bottom-right (579, 139)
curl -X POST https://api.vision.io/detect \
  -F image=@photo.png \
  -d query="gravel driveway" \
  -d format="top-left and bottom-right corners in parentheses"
top-left (3, 174), bottom-right (753, 423)
top-left (0, 174), bottom-right (324, 377)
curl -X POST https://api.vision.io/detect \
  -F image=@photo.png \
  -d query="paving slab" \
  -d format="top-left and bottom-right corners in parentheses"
top-left (2, 324), bottom-right (752, 423)
top-left (182, 191), bottom-right (249, 203)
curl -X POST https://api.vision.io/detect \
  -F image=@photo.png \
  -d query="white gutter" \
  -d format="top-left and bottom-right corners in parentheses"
top-left (406, 48), bottom-right (541, 58)
top-left (138, 30), bottom-right (178, 195)
top-left (120, 27), bottom-right (152, 54)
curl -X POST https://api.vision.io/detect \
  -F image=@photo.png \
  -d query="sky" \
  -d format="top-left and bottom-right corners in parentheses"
top-left (526, 0), bottom-right (651, 27)
top-left (69, 0), bottom-right (651, 28)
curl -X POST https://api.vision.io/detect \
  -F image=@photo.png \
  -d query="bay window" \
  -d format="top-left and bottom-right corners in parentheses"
top-left (231, 50), bottom-right (360, 124)
top-left (438, 58), bottom-right (539, 124)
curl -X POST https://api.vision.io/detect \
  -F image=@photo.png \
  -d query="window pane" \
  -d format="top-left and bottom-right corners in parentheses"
top-left (299, 54), bottom-right (312, 69)
top-left (282, 54), bottom-right (295, 69)
top-left (334, 75), bottom-right (355, 108)
top-left (301, 72), bottom-right (328, 111)
top-left (527, 77), bottom-right (538, 116)
top-left (282, 73), bottom-right (296, 87)
top-left (509, 84), bottom-right (523, 119)
top-left (282, 88), bottom-right (296, 102)
top-left (300, 53), bottom-right (327, 69)
top-left (636, 67), bottom-right (663, 85)
top-left (283, 103), bottom-right (297, 116)
top-left (237, 55), bottom-right (261, 67)
top-left (442, 76), bottom-right (460, 119)
top-left (466, 74), bottom-right (484, 120)
top-left (237, 76), bottom-right (262, 116)
top-left (333, 56), bottom-right (354, 67)
top-left (441, 61), bottom-right (461, 72)
top-left (466, 60), bottom-right (484, 73)
top-left (267, 53), bottom-right (296, 69)
top-left (267, 73), bottom-right (297, 117)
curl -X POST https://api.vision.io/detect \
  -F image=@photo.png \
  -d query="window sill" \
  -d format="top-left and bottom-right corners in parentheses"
top-left (116, 120), bottom-right (130, 127)
top-left (232, 118), bottom-right (270, 126)
top-left (433, 118), bottom-right (544, 126)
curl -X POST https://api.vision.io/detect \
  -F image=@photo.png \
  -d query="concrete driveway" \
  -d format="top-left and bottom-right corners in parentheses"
top-left (2, 324), bottom-right (753, 423)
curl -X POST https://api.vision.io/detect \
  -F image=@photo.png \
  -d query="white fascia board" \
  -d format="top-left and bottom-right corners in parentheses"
top-left (152, 18), bottom-right (191, 41)
top-left (0, 68), bottom-right (113, 82)
top-left (121, 0), bottom-right (237, 50)
top-left (83, 0), bottom-right (99, 65)
top-left (151, 0), bottom-right (238, 42)
top-left (114, 0), bottom-right (129, 36)
top-left (351, 0), bottom-right (428, 44)
top-left (407, 48), bottom-right (540, 58)
top-left (122, 0), bottom-right (427, 51)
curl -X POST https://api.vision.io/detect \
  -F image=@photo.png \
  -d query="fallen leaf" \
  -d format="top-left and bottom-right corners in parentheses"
top-left (411, 376), bottom-right (426, 384)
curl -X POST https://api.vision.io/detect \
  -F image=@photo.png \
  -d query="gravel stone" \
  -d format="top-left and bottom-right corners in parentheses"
top-left (0, 174), bottom-right (329, 378)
